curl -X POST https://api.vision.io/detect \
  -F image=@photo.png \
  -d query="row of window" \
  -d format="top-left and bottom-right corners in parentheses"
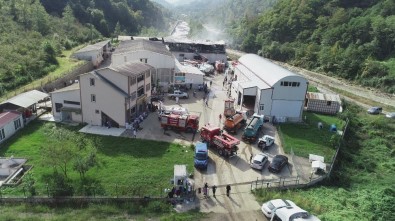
top-left (280, 81), bottom-right (300, 87)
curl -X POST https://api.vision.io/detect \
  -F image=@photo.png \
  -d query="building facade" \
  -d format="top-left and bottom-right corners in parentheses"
top-left (0, 111), bottom-right (24, 144)
top-left (50, 84), bottom-right (82, 122)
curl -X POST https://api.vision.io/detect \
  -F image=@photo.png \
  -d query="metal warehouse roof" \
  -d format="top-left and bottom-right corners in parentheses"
top-left (113, 39), bottom-right (172, 56)
top-left (50, 83), bottom-right (80, 94)
top-left (0, 111), bottom-right (21, 128)
top-left (1, 90), bottom-right (49, 108)
top-left (306, 92), bottom-right (341, 102)
top-left (238, 54), bottom-right (302, 87)
top-left (235, 63), bottom-right (271, 90)
top-left (174, 59), bottom-right (204, 76)
top-left (107, 62), bottom-right (154, 77)
top-left (74, 40), bottom-right (110, 54)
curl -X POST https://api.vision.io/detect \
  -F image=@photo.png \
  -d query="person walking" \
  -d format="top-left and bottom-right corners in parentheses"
top-left (226, 184), bottom-right (231, 197)
top-left (205, 98), bottom-right (208, 107)
top-left (250, 154), bottom-right (253, 163)
top-left (212, 185), bottom-right (217, 197)
top-left (210, 80), bottom-right (212, 87)
top-left (219, 114), bottom-right (222, 122)
top-left (203, 182), bottom-right (208, 198)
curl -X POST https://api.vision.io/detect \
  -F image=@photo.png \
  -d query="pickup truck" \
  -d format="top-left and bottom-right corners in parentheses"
top-left (168, 90), bottom-right (189, 99)
top-left (258, 135), bottom-right (275, 150)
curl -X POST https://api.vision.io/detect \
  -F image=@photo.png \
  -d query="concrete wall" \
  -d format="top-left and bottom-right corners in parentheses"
top-left (112, 51), bottom-right (174, 69)
top-left (80, 73), bottom-right (127, 127)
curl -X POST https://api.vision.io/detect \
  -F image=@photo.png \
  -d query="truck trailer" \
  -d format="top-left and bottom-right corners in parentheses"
top-left (242, 114), bottom-right (264, 143)
top-left (200, 125), bottom-right (240, 157)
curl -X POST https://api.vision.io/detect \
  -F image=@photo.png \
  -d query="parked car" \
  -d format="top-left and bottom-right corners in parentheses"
top-left (268, 155), bottom-right (288, 173)
top-left (251, 153), bottom-right (269, 171)
top-left (261, 199), bottom-right (297, 218)
top-left (270, 206), bottom-right (321, 221)
top-left (168, 90), bottom-right (189, 99)
top-left (385, 112), bottom-right (395, 119)
top-left (258, 135), bottom-right (275, 150)
top-left (367, 106), bottom-right (382, 114)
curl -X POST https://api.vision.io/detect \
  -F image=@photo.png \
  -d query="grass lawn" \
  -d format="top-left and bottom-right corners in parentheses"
top-left (278, 112), bottom-right (345, 161)
top-left (0, 121), bottom-right (194, 197)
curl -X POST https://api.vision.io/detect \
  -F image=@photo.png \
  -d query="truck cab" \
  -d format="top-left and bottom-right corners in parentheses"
top-left (194, 142), bottom-right (208, 170)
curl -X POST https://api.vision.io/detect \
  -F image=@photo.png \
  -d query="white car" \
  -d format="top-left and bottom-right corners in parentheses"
top-left (386, 112), bottom-right (395, 119)
top-left (168, 90), bottom-right (189, 99)
top-left (250, 153), bottom-right (268, 171)
top-left (261, 199), bottom-right (296, 218)
top-left (258, 135), bottom-right (275, 150)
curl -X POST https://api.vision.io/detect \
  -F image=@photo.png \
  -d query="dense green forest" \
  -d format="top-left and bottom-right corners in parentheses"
top-left (0, 0), bottom-right (168, 97)
top-left (235, 0), bottom-right (395, 93)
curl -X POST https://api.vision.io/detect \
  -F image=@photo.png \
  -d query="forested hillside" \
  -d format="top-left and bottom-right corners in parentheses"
top-left (0, 0), bottom-right (168, 97)
top-left (237, 0), bottom-right (395, 93)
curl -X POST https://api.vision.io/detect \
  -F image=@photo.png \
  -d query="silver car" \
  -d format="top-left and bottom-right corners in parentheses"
top-left (251, 153), bottom-right (268, 171)
top-left (261, 199), bottom-right (296, 218)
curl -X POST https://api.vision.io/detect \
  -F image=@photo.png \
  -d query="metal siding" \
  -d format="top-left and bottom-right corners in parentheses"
top-left (271, 100), bottom-right (303, 118)
top-left (272, 76), bottom-right (308, 100)
top-left (243, 87), bottom-right (256, 96)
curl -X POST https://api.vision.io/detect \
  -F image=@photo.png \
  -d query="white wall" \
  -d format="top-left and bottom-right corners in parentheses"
top-left (80, 73), bottom-right (127, 127)
top-left (99, 69), bottom-right (129, 92)
top-left (272, 76), bottom-right (308, 101)
top-left (74, 49), bottom-right (103, 67)
top-left (185, 73), bottom-right (204, 85)
top-left (0, 114), bottom-right (23, 144)
top-left (51, 89), bottom-right (81, 120)
top-left (259, 89), bottom-right (273, 116)
top-left (112, 51), bottom-right (174, 69)
top-left (270, 100), bottom-right (303, 120)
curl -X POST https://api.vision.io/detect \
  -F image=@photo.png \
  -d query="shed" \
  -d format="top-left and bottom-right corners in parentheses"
top-left (50, 83), bottom-right (82, 122)
top-left (174, 59), bottom-right (204, 88)
top-left (174, 164), bottom-right (187, 188)
top-left (0, 111), bottom-right (24, 144)
top-left (73, 40), bottom-right (111, 67)
top-left (305, 92), bottom-right (341, 115)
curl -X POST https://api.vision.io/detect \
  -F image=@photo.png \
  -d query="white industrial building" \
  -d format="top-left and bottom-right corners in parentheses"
top-left (72, 40), bottom-right (112, 68)
top-left (174, 59), bottom-right (204, 88)
top-left (112, 39), bottom-right (174, 91)
top-left (50, 83), bottom-right (82, 122)
top-left (231, 54), bottom-right (308, 122)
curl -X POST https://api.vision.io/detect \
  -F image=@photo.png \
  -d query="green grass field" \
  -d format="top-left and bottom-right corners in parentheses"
top-left (278, 112), bottom-right (344, 161)
top-left (0, 121), bottom-right (194, 197)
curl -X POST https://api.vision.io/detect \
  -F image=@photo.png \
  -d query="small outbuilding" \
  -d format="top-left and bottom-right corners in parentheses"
top-left (50, 83), bottom-right (82, 122)
top-left (73, 40), bottom-right (112, 68)
top-left (0, 111), bottom-right (24, 144)
top-left (174, 59), bottom-right (204, 89)
top-left (305, 92), bottom-right (341, 115)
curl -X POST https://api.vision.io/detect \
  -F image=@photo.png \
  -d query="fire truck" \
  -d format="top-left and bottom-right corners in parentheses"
top-left (200, 125), bottom-right (240, 157)
top-left (160, 114), bottom-right (199, 132)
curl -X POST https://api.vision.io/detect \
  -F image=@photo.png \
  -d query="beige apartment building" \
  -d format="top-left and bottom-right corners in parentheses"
top-left (79, 62), bottom-right (154, 127)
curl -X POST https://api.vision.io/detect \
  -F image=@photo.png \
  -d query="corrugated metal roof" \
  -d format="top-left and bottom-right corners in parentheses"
top-left (238, 54), bottom-right (302, 86)
top-left (175, 59), bottom-right (204, 76)
top-left (306, 92), bottom-right (341, 102)
top-left (235, 63), bottom-right (271, 90)
top-left (1, 90), bottom-right (49, 108)
top-left (50, 83), bottom-right (80, 94)
top-left (74, 40), bottom-right (110, 54)
top-left (0, 111), bottom-right (21, 128)
top-left (107, 62), bottom-right (154, 77)
top-left (163, 36), bottom-right (226, 45)
top-left (113, 39), bottom-right (172, 56)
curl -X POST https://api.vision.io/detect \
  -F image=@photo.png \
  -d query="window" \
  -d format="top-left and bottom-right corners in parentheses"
top-left (146, 83), bottom-right (151, 92)
top-left (137, 74), bottom-right (144, 82)
top-left (131, 91), bottom-right (137, 100)
top-left (284, 81), bottom-right (289, 86)
top-left (327, 101), bottom-right (332, 106)
top-left (95, 110), bottom-right (100, 114)
top-left (260, 105), bottom-right (264, 111)
top-left (130, 76), bottom-right (136, 85)
top-left (137, 86), bottom-right (144, 97)
top-left (64, 100), bottom-right (80, 105)
top-left (0, 128), bottom-right (5, 141)
top-left (91, 94), bottom-right (96, 102)
top-left (55, 103), bottom-right (63, 113)
top-left (90, 78), bottom-right (95, 86)
top-left (292, 82), bottom-right (297, 87)
top-left (280, 81), bottom-right (284, 86)
top-left (14, 119), bottom-right (21, 130)
top-left (140, 58), bottom-right (147, 63)
top-left (297, 82), bottom-right (300, 87)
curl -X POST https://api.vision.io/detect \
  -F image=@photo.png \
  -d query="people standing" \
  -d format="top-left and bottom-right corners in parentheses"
top-left (176, 96), bottom-right (179, 104)
top-left (210, 80), bottom-right (212, 87)
top-left (212, 185), bottom-right (217, 197)
top-left (250, 154), bottom-right (253, 163)
top-left (219, 114), bottom-right (222, 122)
top-left (203, 182), bottom-right (208, 198)
top-left (226, 184), bottom-right (231, 197)
top-left (205, 98), bottom-right (208, 107)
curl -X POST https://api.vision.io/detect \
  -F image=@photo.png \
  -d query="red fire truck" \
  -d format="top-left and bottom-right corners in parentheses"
top-left (200, 125), bottom-right (240, 157)
top-left (160, 114), bottom-right (199, 132)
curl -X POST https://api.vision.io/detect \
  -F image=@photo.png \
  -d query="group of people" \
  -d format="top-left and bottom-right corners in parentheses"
top-left (202, 183), bottom-right (232, 198)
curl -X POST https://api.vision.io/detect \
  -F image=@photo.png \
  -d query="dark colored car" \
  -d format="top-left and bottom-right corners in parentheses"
top-left (367, 106), bottom-right (382, 115)
top-left (268, 155), bottom-right (288, 173)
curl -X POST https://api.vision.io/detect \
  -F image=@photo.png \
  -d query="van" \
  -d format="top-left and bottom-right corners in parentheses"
top-left (194, 142), bottom-right (208, 170)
